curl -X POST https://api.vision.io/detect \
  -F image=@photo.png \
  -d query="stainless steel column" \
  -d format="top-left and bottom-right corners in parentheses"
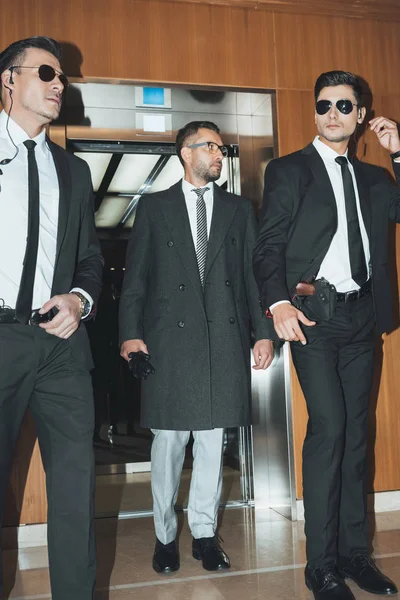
top-left (251, 343), bottom-right (297, 520)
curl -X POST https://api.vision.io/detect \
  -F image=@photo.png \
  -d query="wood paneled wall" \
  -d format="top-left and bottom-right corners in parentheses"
top-left (2, 0), bottom-right (400, 525)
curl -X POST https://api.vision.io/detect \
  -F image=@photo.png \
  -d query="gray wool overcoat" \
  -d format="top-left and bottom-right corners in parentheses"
top-left (119, 180), bottom-right (273, 430)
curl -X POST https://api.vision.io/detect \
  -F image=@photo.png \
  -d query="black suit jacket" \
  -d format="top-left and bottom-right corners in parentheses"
top-left (119, 180), bottom-right (273, 430)
top-left (46, 139), bottom-right (103, 368)
top-left (253, 143), bottom-right (400, 335)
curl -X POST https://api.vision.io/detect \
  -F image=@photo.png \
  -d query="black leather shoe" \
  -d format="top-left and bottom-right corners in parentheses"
top-left (152, 538), bottom-right (179, 574)
top-left (192, 536), bottom-right (230, 571)
top-left (305, 564), bottom-right (356, 600)
top-left (338, 554), bottom-right (398, 595)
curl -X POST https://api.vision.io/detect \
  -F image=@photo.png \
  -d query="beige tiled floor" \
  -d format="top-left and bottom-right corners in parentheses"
top-left (3, 508), bottom-right (400, 599)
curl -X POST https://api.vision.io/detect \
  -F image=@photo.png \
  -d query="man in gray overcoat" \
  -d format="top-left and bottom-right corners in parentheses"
top-left (119, 121), bottom-right (274, 574)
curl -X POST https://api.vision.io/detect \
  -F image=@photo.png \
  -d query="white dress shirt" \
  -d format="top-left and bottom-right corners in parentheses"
top-left (270, 136), bottom-right (370, 312)
top-left (182, 179), bottom-right (214, 244)
top-left (313, 135), bottom-right (370, 292)
top-left (0, 111), bottom-right (92, 312)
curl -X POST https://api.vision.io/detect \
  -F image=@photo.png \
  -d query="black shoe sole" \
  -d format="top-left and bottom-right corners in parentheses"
top-left (152, 561), bottom-right (180, 574)
top-left (339, 574), bottom-right (398, 596)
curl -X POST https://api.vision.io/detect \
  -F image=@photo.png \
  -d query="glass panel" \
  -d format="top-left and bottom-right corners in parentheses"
top-left (95, 196), bottom-right (131, 228)
top-left (75, 152), bottom-right (112, 192)
top-left (108, 154), bottom-right (161, 193)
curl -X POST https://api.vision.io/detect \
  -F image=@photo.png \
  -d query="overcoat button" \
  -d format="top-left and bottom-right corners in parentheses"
top-left (225, 280), bottom-right (231, 286)
top-left (177, 321), bottom-right (185, 328)
top-left (167, 240), bottom-right (174, 247)
top-left (179, 284), bottom-right (186, 291)
top-left (229, 317), bottom-right (235, 324)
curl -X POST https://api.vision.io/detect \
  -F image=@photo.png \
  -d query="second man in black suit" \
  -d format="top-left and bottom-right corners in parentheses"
top-left (253, 71), bottom-right (399, 600)
top-left (120, 121), bottom-right (274, 574)
top-left (0, 37), bottom-right (103, 599)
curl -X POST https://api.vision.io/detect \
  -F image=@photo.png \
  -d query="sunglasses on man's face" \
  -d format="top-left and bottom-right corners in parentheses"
top-left (316, 99), bottom-right (358, 115)
top-left (10, 64), bottom-right (69, 89)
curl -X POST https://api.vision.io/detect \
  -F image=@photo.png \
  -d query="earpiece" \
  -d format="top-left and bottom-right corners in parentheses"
top-left (4, 86), bottom-right (12, 96)
top-left (9, 68), bottom-right (14, 85)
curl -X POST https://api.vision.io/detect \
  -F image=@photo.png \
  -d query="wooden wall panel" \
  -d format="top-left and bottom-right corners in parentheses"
top-left (274, 13), bottom-right (400, 96)
top-left (0, 0), bottom-right (276, 88)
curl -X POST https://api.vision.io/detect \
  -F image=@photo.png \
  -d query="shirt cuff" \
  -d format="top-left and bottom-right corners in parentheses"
top-left (269, 300), bottom-right (291, 314)
top-left (70, 287), bottom-right (94, 319)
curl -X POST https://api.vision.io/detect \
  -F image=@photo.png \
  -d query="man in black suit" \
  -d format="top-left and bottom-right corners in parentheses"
top-left (253, 71), bottom-right (399, 600)
top-left (119, 121), bottom-right (274, 574)
top-left (0, 37), bottom-right (103, 599)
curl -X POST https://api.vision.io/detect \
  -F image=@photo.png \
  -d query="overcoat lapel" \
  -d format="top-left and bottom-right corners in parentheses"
top-left (160, 181), bottom-right (204, 304)
top-left (204, 185), bottom-right (238, 279)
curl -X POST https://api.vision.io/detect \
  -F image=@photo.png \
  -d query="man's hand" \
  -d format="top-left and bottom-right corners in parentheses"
top-left (369, 116), bottom-right (400, 154)
top-left (252, 339), bottom-right (274, 370)
top-left (120, 339), bottom-right (148, 361)
top-left (39, 294), bottom-right (82, 339)
top-left (272, 303), bottom-right (316, 344)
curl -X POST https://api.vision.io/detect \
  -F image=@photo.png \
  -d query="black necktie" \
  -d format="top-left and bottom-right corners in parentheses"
top-left (192, 187), bottom-right (209, 286)
top-left (15, 140), bottom-right (40, 324)
top-left (335, 156), bottom-right (367, 287)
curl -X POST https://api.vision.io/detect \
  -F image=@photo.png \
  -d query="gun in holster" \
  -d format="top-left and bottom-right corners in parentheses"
top-left (292, 277), bottom-right (337, 322)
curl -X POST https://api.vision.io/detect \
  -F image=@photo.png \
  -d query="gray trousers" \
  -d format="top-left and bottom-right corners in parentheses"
top-left (151, 428), bottom-right (224, 544)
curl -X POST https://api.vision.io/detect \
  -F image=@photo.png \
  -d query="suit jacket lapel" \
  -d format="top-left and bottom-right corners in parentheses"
top-left (160, 181), bottom-right (204, 302)
top-left (352, 158), bottom-right (371, 240)
top-left (301, 143), bottom-right (337, 219)
top-left (204, 185), bottom-right (238, 280)
top-left (47, 137), bottom-right (71, 269)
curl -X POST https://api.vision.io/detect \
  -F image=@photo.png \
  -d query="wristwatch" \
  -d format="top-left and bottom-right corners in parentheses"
top-left (390, 149), bottom-right (400, 160)
top-left (71, 291), bottom-right (91, 318)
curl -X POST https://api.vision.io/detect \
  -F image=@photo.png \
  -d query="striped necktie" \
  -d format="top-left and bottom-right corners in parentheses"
top-left (192, 187), bottom-right (210, 286)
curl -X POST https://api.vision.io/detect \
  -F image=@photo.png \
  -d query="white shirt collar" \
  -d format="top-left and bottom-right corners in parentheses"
top-left (312, 135), bottom-right (349, 163)
top-left (182, 178), bottom-right (214, 198)
top-left (0, 110), bottom-right (48, 157)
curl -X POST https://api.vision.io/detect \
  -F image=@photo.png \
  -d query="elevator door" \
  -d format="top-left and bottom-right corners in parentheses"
top-left (69, 139), bottom-right (253, 517)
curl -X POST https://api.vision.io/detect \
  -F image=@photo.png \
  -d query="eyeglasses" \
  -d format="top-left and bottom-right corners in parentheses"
top-left (316, 99), bottom-right (358, 115)
top-left (9, 64), bottom-right (69, 89)
top-left (186, 141), bottom-right (228, 157)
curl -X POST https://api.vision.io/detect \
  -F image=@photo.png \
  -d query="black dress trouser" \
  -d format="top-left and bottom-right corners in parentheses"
top-left (0, 323), bottom-right (96, 600)
top-left (290, 293), bottom-right (375, 568)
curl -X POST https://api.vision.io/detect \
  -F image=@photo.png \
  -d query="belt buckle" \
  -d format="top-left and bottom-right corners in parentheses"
top-left (344, 290), bottom-right (357, 303)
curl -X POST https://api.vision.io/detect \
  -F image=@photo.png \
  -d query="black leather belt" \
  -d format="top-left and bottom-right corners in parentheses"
top-left (0, 308), bottom-right (54, 325)
top-left (336, 279), bottom-right (372, 303)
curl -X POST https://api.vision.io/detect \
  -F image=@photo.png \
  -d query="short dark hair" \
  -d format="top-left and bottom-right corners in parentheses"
top-left (314, 70), bottom-right (364, 107)
top-left (175, 120), bottom-right (220, 166)
top-left (0, 36), bottom-right (62, 101)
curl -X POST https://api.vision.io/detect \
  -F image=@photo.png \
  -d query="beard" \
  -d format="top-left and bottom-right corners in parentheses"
top-left (193, 161), bottom-right (222, 183)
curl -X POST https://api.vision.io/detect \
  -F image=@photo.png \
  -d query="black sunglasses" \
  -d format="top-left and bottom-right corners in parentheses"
top-left (10, 64), bottom-right (69, 89)
top-left (316, 99), bottom-right (358, 115)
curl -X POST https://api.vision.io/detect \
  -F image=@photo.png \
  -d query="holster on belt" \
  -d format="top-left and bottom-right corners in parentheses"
top-left (292, 277), bottom-right (337, 321)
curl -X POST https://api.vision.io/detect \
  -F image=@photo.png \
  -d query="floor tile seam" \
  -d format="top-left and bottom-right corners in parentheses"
top-left (10, 551), bottom-right (400, 599)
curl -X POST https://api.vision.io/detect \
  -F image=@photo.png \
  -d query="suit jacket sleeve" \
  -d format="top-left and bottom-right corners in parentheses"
top-left (119, 198), bottom-right (151, 344)
top-left (253, 159), bottom-right (295, 311)
top-left (389, 160), bottom-right (400, 222)
top-left (70, 161), bottom-right (103, 307)
top-left (244, 199), bottom-right (276, 342)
